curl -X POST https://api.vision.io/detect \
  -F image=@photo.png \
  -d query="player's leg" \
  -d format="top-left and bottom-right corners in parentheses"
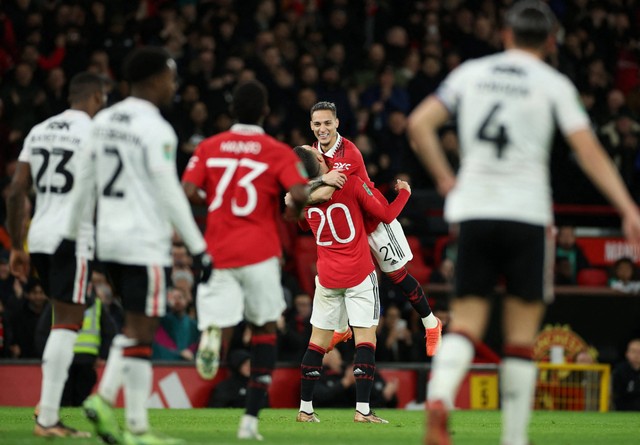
top-left (32, 251), bottom-right (91, 438)
top-left (87, 263), bottom-right (184, 445)
top-left (237, 257), bottom-right (287, 440)
top-left (367, 220), bottom-right (441, 355)
top-left (195, 268), bottom-right (244, 380)
top-left (500, 222), bottom-right (550, 445)
top-left (426, 220), bottom-right (496, 445)
top-left (346, 271), bottom-right (388, 424)
top-left (298, 279), bottom-right (346, 422)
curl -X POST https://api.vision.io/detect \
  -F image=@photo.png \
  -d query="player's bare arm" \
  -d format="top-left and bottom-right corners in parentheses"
top-left (6, 161), bottom-right (31, 282)
top-left (304, 170), bottom-right (346, 205)
top-left (567, 129), bottom-right (640, 244)
top-left (407, 96), bottom-right (457, 197)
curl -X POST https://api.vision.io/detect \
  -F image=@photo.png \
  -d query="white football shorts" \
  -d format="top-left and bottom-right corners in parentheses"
top-left (367, 219), bottom-right (413, 273)
top-left (196, 256), bottom-right (286, 330)
top-left (310, 272), bottom-right (380, 330)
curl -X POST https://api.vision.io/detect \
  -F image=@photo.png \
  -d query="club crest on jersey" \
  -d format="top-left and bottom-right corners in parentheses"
top-left (362, 183), bottom-right (373, 196)
top-left (163, 143), bottom-right (174, 160)
top-left (296, 161), bottom-right (308, 179)
top-left (333, 162), bottom-right (351, 171)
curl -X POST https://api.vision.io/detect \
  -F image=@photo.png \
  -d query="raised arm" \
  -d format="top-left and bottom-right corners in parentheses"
top-left (567, 129), bottom-right (640, 244)
top-left (358, 179), bottom-right (411, 224)
top-left (407, 96), bottom-right (456, 197)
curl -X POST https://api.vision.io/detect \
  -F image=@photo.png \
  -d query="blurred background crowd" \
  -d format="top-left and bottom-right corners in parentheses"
top-left (1, 0), bottom-right (640, 408)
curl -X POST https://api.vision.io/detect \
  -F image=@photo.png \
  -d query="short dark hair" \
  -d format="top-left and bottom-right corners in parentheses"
top-left (68, 72), bottom-right (105, 103)
top-left (505, 0), bottom-right (555, 49)
top-left (123, 46), bottom-right (173, 84)
top-left (232, 80), bottom-right (267, 124)
top-left (310, 101), bottom-right (337, 118)
top-left (293, 146), bottom-right (320, 179)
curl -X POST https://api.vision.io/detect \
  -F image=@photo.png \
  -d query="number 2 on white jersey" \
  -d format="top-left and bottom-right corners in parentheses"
top-left (308, 203), bottom-right (356, 246)
top-left (206, 158), bottom-right (268, 216)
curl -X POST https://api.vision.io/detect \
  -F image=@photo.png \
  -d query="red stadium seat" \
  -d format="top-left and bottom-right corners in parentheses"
top-left (433, 235), bottom-right (452, 268)
top-left (576, 268), bottom-right (609, 287)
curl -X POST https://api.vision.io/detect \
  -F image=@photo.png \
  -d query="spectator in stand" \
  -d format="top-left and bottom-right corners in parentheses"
top-left (313, 348), bottom-right (398, 409)
top-left (609, 257), bottom-right (640, 295)
top-left (429, 258), bottom-right (455, 286)
top-left (277, 292), bottom-right (313, 362)
top-left (555, 226), bottom-right (591, 284)
top-left (1, 62), bottom-right (48, 140)
top-left (613, 338), bottom-right (640, 411)
top-left (91, 270), bottom-right (124, 334)
top-left (7, 278), bottom-right (47, 359)
top-left (152, 287), bottom-right (199, 362)
top-left (376, 304), bottom-right (414, 362)
top-left (360, 65), bottom-right (410, 133)
top-left (208, 349), bottom-right (258, 409)
top-left (177, 101), bottom-right (213, 176)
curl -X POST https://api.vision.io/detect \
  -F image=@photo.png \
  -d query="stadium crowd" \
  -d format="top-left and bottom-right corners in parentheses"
top-left (1, 0), bottom-right (640, 385)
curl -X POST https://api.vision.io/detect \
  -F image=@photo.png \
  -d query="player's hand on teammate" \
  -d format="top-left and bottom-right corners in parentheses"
top-left (321, 170), bottom-right (347, 189)
top-left (394, 179), bottom-right (412, 194)
top-left (192, 251), bottom-right (214, 283)
top-left (9, 248), bottom-right (30, 283)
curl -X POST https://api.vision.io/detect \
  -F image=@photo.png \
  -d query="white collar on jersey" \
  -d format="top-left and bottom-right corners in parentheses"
top-left (124, 96), bottom-right (160, 113)
top-left (320, 133), bottom-right (342, 158)
top-left (61, 109), bottom-right (91, 120)
top-left (230, 123), bottom-right (265, 135)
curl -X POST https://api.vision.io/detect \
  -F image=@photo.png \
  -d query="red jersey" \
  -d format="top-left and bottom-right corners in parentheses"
top-left (314, 134), bottom-right (388, 233)
top-left (300, 176), bottom-right (409, 289)
top-left (183, 124), bottom-right (308, 268)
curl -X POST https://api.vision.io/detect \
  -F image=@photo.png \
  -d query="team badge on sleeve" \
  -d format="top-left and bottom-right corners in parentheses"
top-left (362, 183), bottom-right (373, 196)
top-left (163, 143), bottom-right (174, 160)
top-left (296, 161), bottom-right (309, 179)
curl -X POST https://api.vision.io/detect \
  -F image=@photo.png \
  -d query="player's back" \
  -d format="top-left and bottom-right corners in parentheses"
top-left (20, 109), bottom-right (94, 256)
top-left (443, 50), bottom-right (582, 225)
top-left (191, 125), bottom-right (305, 268)
top-left (305, 177), bottom-right (375, 289)
top-left (92, 97), bottom-right (176, 266)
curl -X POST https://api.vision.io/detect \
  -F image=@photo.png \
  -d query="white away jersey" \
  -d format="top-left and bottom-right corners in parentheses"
top-left (436, 49), bottom-right (591, 226)
top-left (92, 97), bottom-right (206, 266)
top-left (19, 110), bottom-right (95, 258)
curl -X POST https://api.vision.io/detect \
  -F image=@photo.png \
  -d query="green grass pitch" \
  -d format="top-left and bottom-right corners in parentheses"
top-left (2, 407), bottom-right (639, 445)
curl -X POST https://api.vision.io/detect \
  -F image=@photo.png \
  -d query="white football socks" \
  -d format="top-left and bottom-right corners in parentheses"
top-left (299, 400), bottom-right (314, 413)
top-left (123, 357), bottom-right (152, 434)
top-left (423, 313), bottom-right (439, 329)
top-left (38, 329), bottom-right (78, 427)
top-left (426, 333), bottom-right (475, 408)
top-left (500, 358), bottom-right (537, 445)
top-left (98, 334), bottom-right (135, 405)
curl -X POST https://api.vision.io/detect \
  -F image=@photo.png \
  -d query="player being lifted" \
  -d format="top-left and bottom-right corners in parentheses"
top-left (306, 101), bottom-right (441, 356)
top-left (293, 145), bottom-right (411, 424)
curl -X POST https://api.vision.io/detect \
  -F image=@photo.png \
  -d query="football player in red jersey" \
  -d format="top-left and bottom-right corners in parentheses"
top-left (308, 101), bottom-right (442, 357)
top-left (182, 80), bottom-right (308, 440)
top-left (293, 145), bottom-right (410, 425)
